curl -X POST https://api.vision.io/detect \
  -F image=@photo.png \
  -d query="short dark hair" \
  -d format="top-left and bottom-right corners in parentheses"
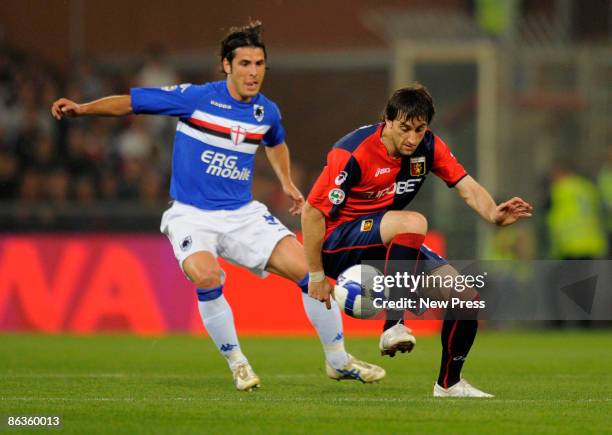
top-left (383, 83), bottom-right (435, 124)
top-left (220, 21), bottom-right (266, 64)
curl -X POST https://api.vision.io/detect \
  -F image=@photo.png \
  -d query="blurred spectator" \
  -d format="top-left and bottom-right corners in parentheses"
top-left (65, 127), bottom-right (101, 179)
top-left (135, 45), bottom-right (179, 165)
top-left (0, 149), bottom-right (18, 199)
top-left (99, 169), bottom-right (120, 201)
top-left (546, 162), bottom-right (607, 328)
top-left (118, 157), bottom-right (146, 200)
top-left (46, 167), bottom-right (70, 203)
top-left (17, 169), bottom-right (42, 202)
top-left (474, 0), bottom-right (519, 40)
top-left (136, 44), bottom-right (179, 88)
top-left (138, 170), bottom-right (165, 205)
top-left (13, 169), bottom-right (43, 229)
top-left (546, 162), bottom-right (608, 260)
top-left (0, 43), bottom-right (185, 230)
top-left (597, 146), bottom-right (612, 257)
top-left (83, 119), bottom-right (111, 163)
top-left (73, 175), bottom-right (97, 205)
top-left (487, 224), bottom-right (536, 261)
top-left (74, 59), bottom-right (107, 101)
top-left (115, 116), bottom-right (154, 160)
top-left (31, 134), bottom-right (58, 172)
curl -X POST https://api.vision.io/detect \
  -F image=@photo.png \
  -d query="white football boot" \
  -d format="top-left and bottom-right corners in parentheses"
top-left (433, 379), bottom-right (494, 398)
top-left (231, 363), bottom-right (261, 391)
top-left (326, 354), bottom-right (386, 383)
top-left (379, 323), bottom-right (416, 357)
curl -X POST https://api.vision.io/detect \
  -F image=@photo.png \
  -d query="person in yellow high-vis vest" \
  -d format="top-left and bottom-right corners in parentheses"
top-left (597, 147), bottom-right (612, 258)
top-left (547, 164), bottom-right (608, 260)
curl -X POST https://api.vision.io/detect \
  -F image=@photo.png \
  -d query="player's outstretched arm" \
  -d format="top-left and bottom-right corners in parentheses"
top-left (455, 175), bottom-right (533, 226)
top-left (51, 95), bottom-right (132, 120)
top-left (264, 143), bottom-right (305, 215)
top-left (301, 202), bottom-right (334, 309)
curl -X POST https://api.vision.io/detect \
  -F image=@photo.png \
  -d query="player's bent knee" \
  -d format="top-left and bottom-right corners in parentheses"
top-left (189, 267), bottom-right (223, 289)
top-left (266, 235), bottom-right (308, 282)
top-left (401, 211), bottom-right (427, 234)
top-left (385, 211), bottom-right (428, 235)
top-left (192, 274), bottom-right (222, 289)
top-left (183, 256), bottom-right (223, 289)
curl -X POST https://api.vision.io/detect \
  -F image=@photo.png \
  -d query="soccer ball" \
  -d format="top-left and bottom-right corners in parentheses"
top-left (334, 264), bottom-right (387, 319)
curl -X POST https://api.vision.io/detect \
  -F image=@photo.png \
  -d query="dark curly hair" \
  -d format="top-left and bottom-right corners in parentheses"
top-left (220, 21), bottom-right (266, 64)
top-left (383, 83), bottom-right (435, 124)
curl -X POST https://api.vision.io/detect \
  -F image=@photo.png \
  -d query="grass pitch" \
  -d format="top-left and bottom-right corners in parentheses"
top-left (1, 330), bottom-right (610, 434)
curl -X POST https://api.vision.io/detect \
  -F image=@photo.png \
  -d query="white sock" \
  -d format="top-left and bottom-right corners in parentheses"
top-left (198, 292), bottom-right (247, 369)
top-left (300, 292), bottom-right (349, 369)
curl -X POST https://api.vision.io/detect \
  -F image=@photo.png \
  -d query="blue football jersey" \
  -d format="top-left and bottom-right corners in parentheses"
top-left (130, 81), bottom-right (285, 210)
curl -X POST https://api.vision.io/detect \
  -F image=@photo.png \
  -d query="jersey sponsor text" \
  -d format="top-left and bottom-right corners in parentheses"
top-left (366, 178), bottom-right (423, 199)
top-left (201, 150), bottom-right (251, 181)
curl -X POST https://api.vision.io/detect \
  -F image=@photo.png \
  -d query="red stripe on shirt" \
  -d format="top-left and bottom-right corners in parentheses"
top-left (188, 118), bottom-right (264, 140)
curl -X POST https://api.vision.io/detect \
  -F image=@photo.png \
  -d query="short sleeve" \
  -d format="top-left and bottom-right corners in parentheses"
top-left (307, 148), bottom-right (361, 217)
top-left (130, 83), bottom-right (206, 117)
top-left (262, 103), bottom-right (286, 147)
top-left (431, 135), bottom-right (468, 187)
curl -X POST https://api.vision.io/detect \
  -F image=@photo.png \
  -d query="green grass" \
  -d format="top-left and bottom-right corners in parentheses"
top-left (0, 331), bottom-right (611, 434)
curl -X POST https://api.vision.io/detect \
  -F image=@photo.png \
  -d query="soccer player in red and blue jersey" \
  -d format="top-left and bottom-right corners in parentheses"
top-left (302, 84), bottom-right (533, 397)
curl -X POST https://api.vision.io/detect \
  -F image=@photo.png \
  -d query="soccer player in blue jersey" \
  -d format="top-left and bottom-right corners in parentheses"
top-left (51, 22), bottom-right (384, 391)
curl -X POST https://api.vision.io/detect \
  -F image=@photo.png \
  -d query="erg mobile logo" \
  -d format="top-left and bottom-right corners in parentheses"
top-left (201, 150), bottom-right (251, 181)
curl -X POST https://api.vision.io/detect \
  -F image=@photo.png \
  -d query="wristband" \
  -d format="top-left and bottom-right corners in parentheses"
top-left (308, 271), bottom-right (326, 282)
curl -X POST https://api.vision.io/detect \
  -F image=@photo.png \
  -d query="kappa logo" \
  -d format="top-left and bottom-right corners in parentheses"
top-left (254, 104), bottom-right (264, 122)
top-left (180, 236), bottom-right (192, 252)
top-left (335, 171), bottom-right (348, 185)
top-left (211, 99), bottom-right (232, 110)
top-left (360, 219), bottom-right (374, 232)
top-left (328, 188), bottom-right (345, 205)
top-left (263, 213), bottom-right (279, 225)
top-left (230, 125), bottom-right (247, 145)
top-left (220, 343), bottom-right (238, 352)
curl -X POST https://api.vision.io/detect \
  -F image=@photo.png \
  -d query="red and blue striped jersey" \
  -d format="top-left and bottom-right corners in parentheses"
top-left (307, 123), bottom-right (467, 239)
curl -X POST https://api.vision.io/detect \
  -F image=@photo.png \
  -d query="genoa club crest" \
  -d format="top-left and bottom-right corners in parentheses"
top-left (410, 156), bottom-right (426, 176)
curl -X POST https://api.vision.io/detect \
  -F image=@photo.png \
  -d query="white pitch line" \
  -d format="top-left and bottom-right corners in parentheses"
top-left (0, 397), bottom-right (610, 403)
top-left (0, 373), bottom-right (320, 379)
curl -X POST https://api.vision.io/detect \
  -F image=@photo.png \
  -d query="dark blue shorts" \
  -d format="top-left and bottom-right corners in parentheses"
top-left (322, 212), bottom-right (447, 279)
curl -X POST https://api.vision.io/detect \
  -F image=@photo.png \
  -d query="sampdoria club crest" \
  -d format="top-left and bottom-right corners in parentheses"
top-left (253, 105), bottom-right (264, 122)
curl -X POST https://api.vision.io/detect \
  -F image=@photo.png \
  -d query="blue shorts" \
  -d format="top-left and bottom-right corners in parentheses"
top-left (322, 212), bottom-right (447, 279)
